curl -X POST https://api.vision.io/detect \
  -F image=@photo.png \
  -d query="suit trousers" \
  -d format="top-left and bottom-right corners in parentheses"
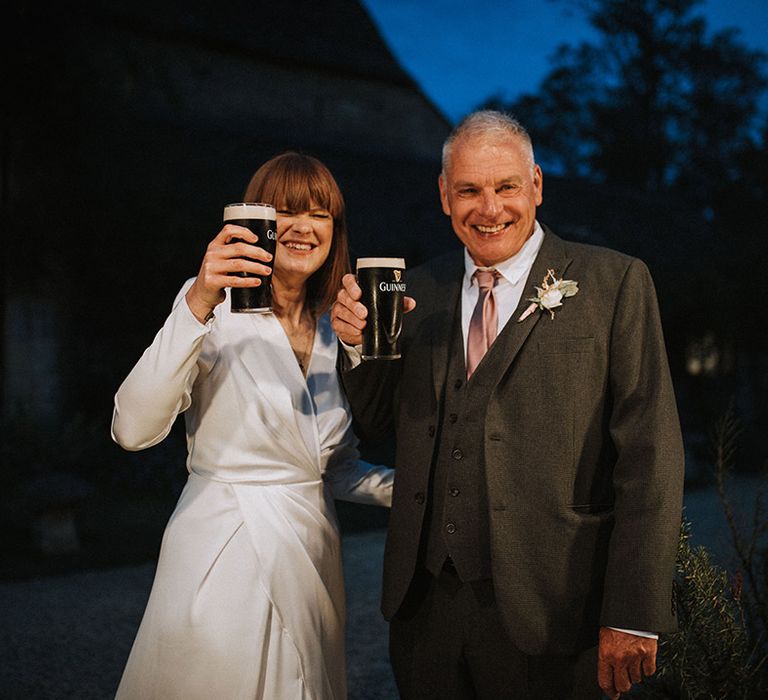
top-left (389, 565), bottom-right (601, 700)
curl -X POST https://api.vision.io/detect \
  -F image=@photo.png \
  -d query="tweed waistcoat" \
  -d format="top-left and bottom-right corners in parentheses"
top-left (424, 312), bottom-right (495, 581)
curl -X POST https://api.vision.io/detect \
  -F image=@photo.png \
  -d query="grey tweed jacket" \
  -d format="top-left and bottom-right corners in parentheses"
top-left (341, 227), bottom-right (684, 655)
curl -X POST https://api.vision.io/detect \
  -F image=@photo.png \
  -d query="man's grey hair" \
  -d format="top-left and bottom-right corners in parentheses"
top-left (441, 110), bottom-right (535, 176)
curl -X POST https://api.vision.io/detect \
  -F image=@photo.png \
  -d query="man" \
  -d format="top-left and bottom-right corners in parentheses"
top-left (332, 111), bottom-right (684, 699)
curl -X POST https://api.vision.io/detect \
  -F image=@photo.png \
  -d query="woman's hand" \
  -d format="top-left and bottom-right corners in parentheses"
top-left (185, 225), bottom-right (273, 323)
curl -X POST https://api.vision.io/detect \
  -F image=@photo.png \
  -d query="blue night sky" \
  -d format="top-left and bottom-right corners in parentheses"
top-left (361, 0), bottom-right (768, 123)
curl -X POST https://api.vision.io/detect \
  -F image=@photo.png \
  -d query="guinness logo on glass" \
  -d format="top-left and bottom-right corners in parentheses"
top-left (378, 281), bottom-right (407, 292)
top-left (394, 269), bottom-right (402, 283)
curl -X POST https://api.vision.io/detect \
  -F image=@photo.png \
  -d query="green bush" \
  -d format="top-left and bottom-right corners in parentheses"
top-left (638, 409), bottom-right (768, 698)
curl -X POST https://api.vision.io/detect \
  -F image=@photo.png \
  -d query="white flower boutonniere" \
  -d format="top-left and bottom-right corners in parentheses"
top-left (517, 268), bottom-right (579, 322)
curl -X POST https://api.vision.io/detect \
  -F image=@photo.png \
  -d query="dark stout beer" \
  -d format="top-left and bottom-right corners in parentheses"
top-left (223, 203), bottom-right (277, 313)
top-left (356, 257), bottom-right (406, 360)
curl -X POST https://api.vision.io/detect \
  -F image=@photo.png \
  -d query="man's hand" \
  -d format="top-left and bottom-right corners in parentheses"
top-left (597, 627), bottom-right (657, 699)
top-left (331, 273), bottom-right (415, 346)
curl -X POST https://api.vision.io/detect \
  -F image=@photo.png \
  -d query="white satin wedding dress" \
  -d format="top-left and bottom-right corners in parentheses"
top-left (111, 281), bottom-right (393, 700)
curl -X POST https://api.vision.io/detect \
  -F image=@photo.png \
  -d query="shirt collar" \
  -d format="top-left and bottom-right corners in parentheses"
top-left (463, 221), bottom-right (545, 288)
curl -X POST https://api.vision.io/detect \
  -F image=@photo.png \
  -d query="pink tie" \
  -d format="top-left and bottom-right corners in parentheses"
top-left (467, 269), bottom-right (499, 378)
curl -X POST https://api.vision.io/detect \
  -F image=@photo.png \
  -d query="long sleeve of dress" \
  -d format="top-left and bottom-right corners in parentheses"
top-left (112, 280), bottom-right (214, 451)
top-left (320, 390), bottom-right (394, 507)
top-left (323, 445), bottom-right (394, 508)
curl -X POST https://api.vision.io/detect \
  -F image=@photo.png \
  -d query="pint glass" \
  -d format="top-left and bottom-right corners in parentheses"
top-left (223, 203), bottom-right (277, 313)
top-left (356, 257), bottom-right (406, 360)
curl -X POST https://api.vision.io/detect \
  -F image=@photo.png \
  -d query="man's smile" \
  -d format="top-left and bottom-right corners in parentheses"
top-left (473, 222), bottom-right (511, 235)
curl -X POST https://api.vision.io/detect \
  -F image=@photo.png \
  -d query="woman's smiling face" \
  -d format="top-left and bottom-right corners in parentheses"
top-left (273, 203), bottom-right (334, 283)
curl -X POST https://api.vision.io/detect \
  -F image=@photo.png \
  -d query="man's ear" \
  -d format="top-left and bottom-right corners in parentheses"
top-left (533, 164), bottom-right (543, 206)
top-left (438, 174), bottom-right (451, 216)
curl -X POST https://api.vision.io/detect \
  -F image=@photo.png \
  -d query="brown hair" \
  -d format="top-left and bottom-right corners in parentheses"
top-left (243, 152), bottom-right (350, 313)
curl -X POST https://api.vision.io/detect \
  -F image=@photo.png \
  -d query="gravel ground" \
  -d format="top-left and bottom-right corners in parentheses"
top-left (0, 530), bottom-right (396, 700)
top-left (1, 476), bottom-right (763, 699)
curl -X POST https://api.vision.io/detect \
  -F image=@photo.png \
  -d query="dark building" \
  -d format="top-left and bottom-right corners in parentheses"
top-left (1, 0), bottom-right (453, 563)
top-left (2, 0), bottom-right (454, 427)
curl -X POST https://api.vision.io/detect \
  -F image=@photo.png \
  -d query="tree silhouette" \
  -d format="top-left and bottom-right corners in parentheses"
top-left (484, 0), bottom-right (768, 436)
top-left (490, 0), bottom-right (766, 208)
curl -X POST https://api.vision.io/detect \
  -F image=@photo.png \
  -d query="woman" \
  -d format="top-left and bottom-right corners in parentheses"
top-left (111, 153), bottom-right (393, 700)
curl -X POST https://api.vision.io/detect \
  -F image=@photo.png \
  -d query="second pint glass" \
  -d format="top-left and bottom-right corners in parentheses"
top-left (223, 203), bottom-right (277, 313)
top-left (356, 257), bottom-right (406, 360)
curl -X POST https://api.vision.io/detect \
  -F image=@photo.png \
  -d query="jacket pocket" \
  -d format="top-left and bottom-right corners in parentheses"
top-left (568, 502), bottom-right (614, 516)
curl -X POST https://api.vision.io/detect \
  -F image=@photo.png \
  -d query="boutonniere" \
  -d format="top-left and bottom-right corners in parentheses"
top-left (517, 269), bottom-right (579, 322)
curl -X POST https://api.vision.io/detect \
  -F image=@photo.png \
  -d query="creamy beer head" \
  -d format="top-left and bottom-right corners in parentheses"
top-left (223, 202), bottom-right (277, 313)
top-left (356, 257), bottom-right (406, 360)
top-left (356, 257), bottom-right (406, 271)
top-left (223, 202), bottom-right (276, 222)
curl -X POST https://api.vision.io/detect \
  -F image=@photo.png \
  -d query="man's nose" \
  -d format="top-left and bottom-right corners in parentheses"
top-left (478, 190), bottom-right (503, 218)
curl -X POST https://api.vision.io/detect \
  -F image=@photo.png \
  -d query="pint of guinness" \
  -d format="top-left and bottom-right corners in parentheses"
top-left (223, 203), bottom-right (277, 313)
top-left (356, 257), bottom-right (406, 360)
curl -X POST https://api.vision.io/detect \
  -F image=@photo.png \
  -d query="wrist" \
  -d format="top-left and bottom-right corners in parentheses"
top-left (185, 287), bottom-right (217, 324)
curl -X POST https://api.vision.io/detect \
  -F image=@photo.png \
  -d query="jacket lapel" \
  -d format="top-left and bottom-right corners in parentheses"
top-left (472, 228), bottom-right (573, 387)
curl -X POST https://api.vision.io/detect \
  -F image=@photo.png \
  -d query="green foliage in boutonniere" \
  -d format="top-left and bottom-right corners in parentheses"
top-left (518, 268), bottom-right (579, 322)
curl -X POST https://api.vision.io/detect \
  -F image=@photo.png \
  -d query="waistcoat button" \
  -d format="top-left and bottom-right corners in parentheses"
top-left (414, 492), bottom-right (425, 504)
top-left (451, 448), bottom-right (463, 460)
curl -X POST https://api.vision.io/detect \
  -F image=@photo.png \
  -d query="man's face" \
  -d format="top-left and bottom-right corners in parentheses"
top-left (439, 135), bottom-right (543, 267)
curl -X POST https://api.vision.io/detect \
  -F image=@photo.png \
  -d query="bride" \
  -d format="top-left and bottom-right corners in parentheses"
top-left (111, 152), bottom-right (393, 699)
